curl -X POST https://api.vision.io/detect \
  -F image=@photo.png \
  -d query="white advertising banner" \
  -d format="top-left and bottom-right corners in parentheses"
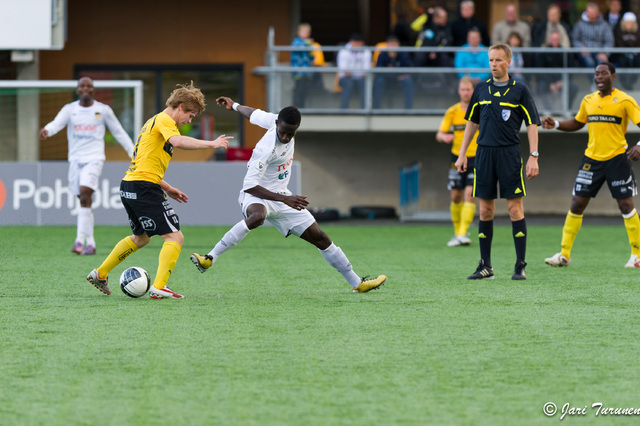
top-left (0, 161), bottom-right (301, 226)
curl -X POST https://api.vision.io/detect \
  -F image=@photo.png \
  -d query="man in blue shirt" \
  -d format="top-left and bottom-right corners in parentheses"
top-left (373, 35), bottom-right (414, 109)
top-left (454, 29), bottom-right (490, 83)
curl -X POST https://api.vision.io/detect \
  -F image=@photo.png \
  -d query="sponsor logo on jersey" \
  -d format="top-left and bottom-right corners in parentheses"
top-left (256, 161), bottom-right (265, 171)
top-left (95, 112), bottom-right (101, 119)
top-left (501, 110), bottom-right (511, 121)
top-left (587, 115), bottom-right (622, 124)
top-left (120, 190), bottom-right (137, 199)
top-left (453, 124), bottom-right (466, 131)
top-left (278, 171), bottom-right (289, 180)
top-left (73, 124), bottom-right (98, 131)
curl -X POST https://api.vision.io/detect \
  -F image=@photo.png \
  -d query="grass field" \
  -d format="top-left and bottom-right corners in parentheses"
top-left (2, 221), bottom-right (640, 425)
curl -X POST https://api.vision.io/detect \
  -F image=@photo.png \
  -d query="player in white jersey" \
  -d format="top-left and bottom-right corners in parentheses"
top-left (190, 96), bottom-right (387, 293)
top-left (40, 77), bottom-right (134, 256)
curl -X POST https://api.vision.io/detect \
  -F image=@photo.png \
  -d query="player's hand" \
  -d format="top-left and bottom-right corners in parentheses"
top-left (440, 134), bottom-right (454, 144)
top-left (455, 156), bottom-right (467, 173)
top-left (526, 156), bottom-right (539, 179)
top-left (628, 145), bottom-right (640, 161)
top-left (216, 96), bottom-right (235, 110)
top-left (541, 116), bottom-right (556, 129)
top-left (212, 134), bottom-right (233, 150)
top-left (284, 195), bottom-right (309, 211)
top-left (39, 128), bottom-right (48, 140)
top-left (165, 186), bottom-right (189, 203)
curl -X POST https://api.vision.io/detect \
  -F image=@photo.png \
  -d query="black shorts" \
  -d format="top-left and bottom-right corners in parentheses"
top-left (120, 180), bottom-right (180, 237)
top-left (573, 153), bottom-right (637, 199)
top-left (448, 153), bottom-right (475, 190)
top-left (473, 145), bottom-right (525, 199)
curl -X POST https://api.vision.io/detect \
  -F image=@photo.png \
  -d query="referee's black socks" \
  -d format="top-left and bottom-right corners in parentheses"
top-left (478, 220), bottom-right (493, 267)
top-left (512, 218), bottom-right (527, 262)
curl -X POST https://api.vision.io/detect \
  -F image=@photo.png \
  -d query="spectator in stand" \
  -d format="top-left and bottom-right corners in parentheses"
top-left (572, 3), bottom-right (614, 69)
top-left (337, 33), bottom-right (371, 109)
top-left (451, 1), bottom-right (490, 47)
top-left (535, 30), bottom-right (578, 110)
top-left (492, 4), bottom-right (531, 47)
top-left (414, 6), bottom-right (454, 67)
top-left (603, 0), bottom-right (624, 31)
top-left (454, 28), bottom-right (490, 83)
top-left (392, 0), bottom-right (424, 46)
top-left (614, 12), bottom-right (640, 89)
top-left (373, 35), bottom-right (414, 109)
top-left (531, 4), bottom-right (572, 48)
top-left (290, 23), bottom-right (315, 108)
top-left (507, 32), bottom-right (526, 85)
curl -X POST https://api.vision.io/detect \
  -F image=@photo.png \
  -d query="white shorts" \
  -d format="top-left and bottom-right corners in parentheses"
top-left (239, 192), bottom-right (315, 237)
top-left (68, 160), bottom-right (104, 196)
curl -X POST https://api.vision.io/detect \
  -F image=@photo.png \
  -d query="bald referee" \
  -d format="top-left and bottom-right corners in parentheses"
top-left (455, 43), bottom-right (541, 280)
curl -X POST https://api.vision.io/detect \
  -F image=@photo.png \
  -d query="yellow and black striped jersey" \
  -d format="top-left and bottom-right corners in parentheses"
top-left (439, 102), bottom-right (479, 157)
top-left (123, 112), bottom-right (180, 184)
top-left (465, 78), bottom-right (540, 147)
top-left (575, 88), bottom-right (640, 161)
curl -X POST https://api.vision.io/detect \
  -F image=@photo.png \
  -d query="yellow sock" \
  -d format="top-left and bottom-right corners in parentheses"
top-left (97, 236), bottom-right (138, 278)
top-left (458, 201), bottom-right (476, 236)
top-left (450, 201), bottom-right (462, 235)
top-left (153, 241), bottom-right (182, 289)
top-left (560, 211), bottom-right (583, 259)
top-left (623, 209), bottom-right (640, 256)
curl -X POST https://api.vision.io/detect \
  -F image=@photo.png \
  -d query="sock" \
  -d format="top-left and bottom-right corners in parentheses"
top-left (561, 211), bottom-right (583, 259)
top-left (97, 236), bottom-right (139, 278)
top-left (77, 207), bottom-right (91, 244)
top-left (450, 201), bottom-right (462, 235)
top-left (623, 209), bottom-right (640, 256)
top-left (478, 220), bottom-right (493, 267)
top-left (153, 241), bottom-right (182, 289)
top-left (459, 202), bottom-right (476, 236)
top-left (208, 220), bottom-right (250, 259)
top-left (79, 207), bottom-right (95, 246)
top-left (512, 218), bottom-right (527, 261)
top-left (320, 243), bottom-right (361, 288)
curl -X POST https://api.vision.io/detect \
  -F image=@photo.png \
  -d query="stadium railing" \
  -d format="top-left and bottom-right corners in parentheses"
top-left (253, 27), bottom-right (640, 116)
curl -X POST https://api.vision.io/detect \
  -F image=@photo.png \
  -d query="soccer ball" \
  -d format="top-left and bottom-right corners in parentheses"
top-left (119, 267), bottom-right (150, 298)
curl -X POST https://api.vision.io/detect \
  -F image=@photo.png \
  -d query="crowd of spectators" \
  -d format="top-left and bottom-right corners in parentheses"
top-left (291, 1), bottom-right (640, 109)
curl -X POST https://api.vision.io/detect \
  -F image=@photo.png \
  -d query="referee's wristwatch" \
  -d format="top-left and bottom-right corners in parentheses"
top-left (530, 151), bottom-right (539, 158)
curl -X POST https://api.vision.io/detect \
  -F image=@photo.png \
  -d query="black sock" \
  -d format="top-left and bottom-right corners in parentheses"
top-left (512, 218), bottom-right (527, 262)
top-left (478, 220), bottom-right (493, 267)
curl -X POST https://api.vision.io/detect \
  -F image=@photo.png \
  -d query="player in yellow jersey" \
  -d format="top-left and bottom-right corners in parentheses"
top-left (436, 76), bottom-right (479, 247)
top-left (87, 82), bottom-right (232, 298)
top-left (542, 62), bottom-right (640, 268)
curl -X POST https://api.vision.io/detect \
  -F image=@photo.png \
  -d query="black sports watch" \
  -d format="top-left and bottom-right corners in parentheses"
top-left (530, 151), bottom-right (539, 158)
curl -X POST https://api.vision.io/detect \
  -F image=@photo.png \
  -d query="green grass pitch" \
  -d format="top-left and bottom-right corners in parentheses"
top-left (2, 222), bottom-right (640, 425)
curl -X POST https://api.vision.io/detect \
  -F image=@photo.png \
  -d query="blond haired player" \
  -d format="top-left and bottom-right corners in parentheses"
top-left (40, 77), bottom-right (135, 256)
top-left (436, 76), bottom-right (479, 247)
top-left (87, 82), bottom-right (232, 298)
top-left (190, 97), bottom-right (386, 293)
top-left (542, 62), bottom-right (640, 268)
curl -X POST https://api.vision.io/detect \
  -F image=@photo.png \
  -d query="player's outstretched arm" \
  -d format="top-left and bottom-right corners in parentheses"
top-left (541, 116), bottom-right (584, 131)
top-left (168, 134), bottom-right (232, 150)
top-left (39, 128), bottom-right (48, 140)
top-left (245, 185), bottom-right (309, 211)
top-left (216, 96), bottom-right (256, 120)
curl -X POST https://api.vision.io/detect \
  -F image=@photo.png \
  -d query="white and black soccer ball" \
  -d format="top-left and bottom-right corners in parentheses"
top-left (119, 267), bottom-right (150, 298)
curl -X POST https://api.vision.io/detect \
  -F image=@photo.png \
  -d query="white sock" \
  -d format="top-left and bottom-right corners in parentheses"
top-left (320, 243), bottom-right (361, 288)
top-left (208, 220), bottom-right (250, 259)
top-left (79, 207), bottom-right (94, 246)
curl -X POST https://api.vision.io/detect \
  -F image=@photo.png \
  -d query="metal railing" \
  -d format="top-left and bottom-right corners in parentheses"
top-left (253, 27), bottom-right (640, 116)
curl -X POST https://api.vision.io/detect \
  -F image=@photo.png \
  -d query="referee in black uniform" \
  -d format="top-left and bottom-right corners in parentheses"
top-left (455, 43), bottom-right (541, 280)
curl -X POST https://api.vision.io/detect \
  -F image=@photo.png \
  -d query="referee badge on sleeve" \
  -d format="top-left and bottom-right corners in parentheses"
top-left (501, 110), bottom-right (511, 121)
